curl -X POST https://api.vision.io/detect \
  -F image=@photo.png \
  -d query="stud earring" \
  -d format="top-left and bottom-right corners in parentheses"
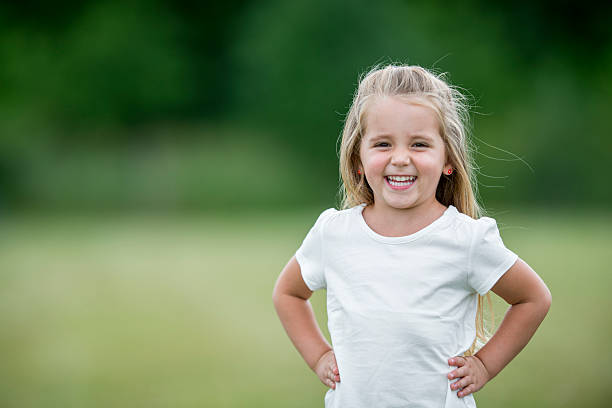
top-left (357, 169), bottom-right (362, 175)
top-left (446, 168), bottom-right (452, 175)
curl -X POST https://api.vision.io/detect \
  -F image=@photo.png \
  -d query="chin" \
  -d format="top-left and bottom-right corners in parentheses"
top-left (383, 200), bottom-right (416, 210)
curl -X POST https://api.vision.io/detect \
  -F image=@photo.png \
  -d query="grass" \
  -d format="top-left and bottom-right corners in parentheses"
top-left (0, 206), bottom-right (610, 407)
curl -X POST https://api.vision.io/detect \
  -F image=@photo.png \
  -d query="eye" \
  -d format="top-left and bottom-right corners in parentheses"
top-left (413, 143), bottom-right (427, 147)
top-left (374, 142), bottom-right (390, 147)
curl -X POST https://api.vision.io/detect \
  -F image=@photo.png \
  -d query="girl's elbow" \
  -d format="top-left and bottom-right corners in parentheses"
top-left (272, 280), bottom-right (286, 304)
top-left (272, 284), bottom-right (286, 304)
top-left (540, 287), bottom-right (552, 313)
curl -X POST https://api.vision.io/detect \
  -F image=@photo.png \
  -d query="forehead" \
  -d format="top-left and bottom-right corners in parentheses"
top-left (363, 96), bottom-right (442, 140)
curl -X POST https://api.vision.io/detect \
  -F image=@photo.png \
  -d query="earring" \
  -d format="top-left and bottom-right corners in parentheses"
top-left (357, 169), bottom-right (362, 175)
top-left (446, 168), bottom-right (452, 175)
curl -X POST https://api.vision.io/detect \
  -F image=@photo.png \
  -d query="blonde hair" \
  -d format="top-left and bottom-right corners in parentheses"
top-left (337, 63), bottom-right (493, 356)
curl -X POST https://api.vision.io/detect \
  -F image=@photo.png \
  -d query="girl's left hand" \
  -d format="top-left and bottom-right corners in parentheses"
top-left (447, 355), bottom-right (491, 398)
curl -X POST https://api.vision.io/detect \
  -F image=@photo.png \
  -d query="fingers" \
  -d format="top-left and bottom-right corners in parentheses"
top-left (450, 375), bottom-right (471, 391)
top-left (318, 351), bottom-right (341, 389)
top-left (448, 356), bottom-right (467, 367)
top-left (322, 363), bottom-right (341, 389)
top-left (447, 355), bottom-right (486, 398)
top-left (326, 374), bottom-right (340, 389)
top-left (450, 375), bottom-right (479, 398)
top-left (458, 383), bottom-right (476, 397)
top-left (447, 364), bottom-right (468, 380)
top-left (328, 369), bottom-right (340, 381)
top-left (450, 376), bottom-right (475, 399)
top-left (330, 366), bottom-right (340, 383)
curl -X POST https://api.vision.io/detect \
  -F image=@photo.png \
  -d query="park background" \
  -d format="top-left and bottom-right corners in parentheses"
top-left (0, 0), bottom-right (610, 406)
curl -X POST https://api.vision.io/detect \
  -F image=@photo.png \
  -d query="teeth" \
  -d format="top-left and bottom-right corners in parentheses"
top-left (386, 175), bottom-right (416, 187)
top-left (387, 175), bottom-right (416, 182)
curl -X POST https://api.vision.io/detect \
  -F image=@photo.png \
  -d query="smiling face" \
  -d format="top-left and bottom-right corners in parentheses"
top-left (358, 95), bottom-right (451, 214)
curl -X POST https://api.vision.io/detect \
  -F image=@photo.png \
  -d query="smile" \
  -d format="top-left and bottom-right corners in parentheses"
top-left (385, 176), bottom-right (416, 190)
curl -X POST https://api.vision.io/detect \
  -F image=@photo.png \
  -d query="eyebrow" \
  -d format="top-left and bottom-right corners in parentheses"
top-left (368, 133), bottom-right (436, 142)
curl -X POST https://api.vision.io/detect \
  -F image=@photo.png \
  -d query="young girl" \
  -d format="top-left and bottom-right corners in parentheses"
top-left (272, 64), bottom-right (551, 407)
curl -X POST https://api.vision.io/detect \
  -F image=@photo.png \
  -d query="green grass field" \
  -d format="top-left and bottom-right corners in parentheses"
top-left (0, 206), bottom-right (610, 407)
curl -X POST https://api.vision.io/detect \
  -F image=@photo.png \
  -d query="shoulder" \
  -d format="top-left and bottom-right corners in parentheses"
top-left (315, 203), bottom-right (363, 221)
top-left (449, 208), bottom-right (498, 231)
top-left (447, 207), bottom-right (502, 244)
top-left (310, 204), bottom-right (361, 235)
top-left (318, 207), bottom-right (339, 221)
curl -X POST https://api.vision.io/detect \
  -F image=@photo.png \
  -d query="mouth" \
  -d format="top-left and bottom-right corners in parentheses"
top-left (385, 175), bottom-right (417, 190)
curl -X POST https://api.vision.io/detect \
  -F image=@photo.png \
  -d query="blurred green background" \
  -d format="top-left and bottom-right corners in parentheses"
top-left (1, 1), bottom-right (610, 407)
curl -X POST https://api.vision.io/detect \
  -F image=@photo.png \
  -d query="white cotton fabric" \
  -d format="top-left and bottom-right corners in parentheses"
top-left (295, 203), bottom-right (518, 408)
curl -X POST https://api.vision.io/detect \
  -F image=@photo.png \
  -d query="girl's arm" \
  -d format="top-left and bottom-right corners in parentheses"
top-left (272, 256), bottom-right (341, 389)
top-left (448, 257), bottom-right (552, 397)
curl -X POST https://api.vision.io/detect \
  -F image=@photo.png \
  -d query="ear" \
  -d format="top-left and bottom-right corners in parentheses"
top-left (355, 159), bottom-right (364, 173)
top-left (442, 149), bottom-right (452, 174)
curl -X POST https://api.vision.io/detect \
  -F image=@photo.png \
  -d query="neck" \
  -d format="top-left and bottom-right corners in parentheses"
top-left (363, 199), bottom-right (448, 237)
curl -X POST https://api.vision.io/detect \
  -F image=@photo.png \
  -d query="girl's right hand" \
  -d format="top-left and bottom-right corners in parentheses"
top-left (314, 349), bottom-right (341, 389)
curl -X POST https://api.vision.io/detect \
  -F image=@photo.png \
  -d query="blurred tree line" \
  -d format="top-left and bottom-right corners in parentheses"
top-left (0, 0), bottom-right (610, 212)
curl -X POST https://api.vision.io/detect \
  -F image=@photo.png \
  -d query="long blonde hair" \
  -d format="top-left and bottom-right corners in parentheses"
top-left (337, 63), bottom-right (493, 356)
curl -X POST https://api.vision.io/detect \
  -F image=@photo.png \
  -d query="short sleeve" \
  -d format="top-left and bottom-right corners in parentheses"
top-left (468, 217), bottom-right (519, 295)
top-left (294, 208), bottom-right (336, 291)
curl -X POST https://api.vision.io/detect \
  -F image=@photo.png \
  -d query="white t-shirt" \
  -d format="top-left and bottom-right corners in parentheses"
top-left (295, 203), bottom-right (519, 408)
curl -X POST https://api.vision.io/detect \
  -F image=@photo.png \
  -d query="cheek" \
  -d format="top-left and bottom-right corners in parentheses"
top-left (417, 154), bottom-right (443, 173)
top-left (363, 152), bottom-right (388, 172)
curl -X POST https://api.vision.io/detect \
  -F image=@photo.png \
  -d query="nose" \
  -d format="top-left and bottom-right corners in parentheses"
top-left (390, 147), bottom-right (411, 167)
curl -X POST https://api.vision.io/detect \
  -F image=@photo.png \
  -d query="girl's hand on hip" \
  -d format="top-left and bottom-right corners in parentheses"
top-left (314, 349), bottom-right (341, 390)
top-left (447, 355), bottom-right (491, 398)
